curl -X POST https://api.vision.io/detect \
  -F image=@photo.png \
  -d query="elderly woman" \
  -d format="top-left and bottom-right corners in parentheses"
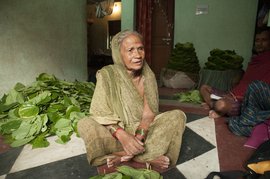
top-left (78, 30), bottom-right (186, 169)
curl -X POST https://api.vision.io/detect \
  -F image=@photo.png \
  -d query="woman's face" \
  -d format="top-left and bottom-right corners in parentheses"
top-left (120, 34), bottom-right (145, 73)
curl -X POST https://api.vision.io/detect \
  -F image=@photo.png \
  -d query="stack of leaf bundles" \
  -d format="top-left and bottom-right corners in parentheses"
top-left (167, 42), bottom-right (201, 82)
top-left (0, 73), bottom-right (95, 148)
top-left (204, 48), bottom-right (244, 71)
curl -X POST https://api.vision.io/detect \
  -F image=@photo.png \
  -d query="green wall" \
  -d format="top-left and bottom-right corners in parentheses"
top-left (174, 0), bottom-right (258, 69)
top-left (121, 0), bottom-right (258, 69)
top-left (0, 0), bottom-right (87, 97)
top-left (121, 0), bottom-right (135, 30)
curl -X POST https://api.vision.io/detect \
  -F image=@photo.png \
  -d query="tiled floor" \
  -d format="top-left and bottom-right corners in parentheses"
top-left (0, 87), bottom-right (255, 179)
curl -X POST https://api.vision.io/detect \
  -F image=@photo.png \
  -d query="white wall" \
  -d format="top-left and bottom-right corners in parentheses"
top-left (0, 0), bottom-right (87, 97)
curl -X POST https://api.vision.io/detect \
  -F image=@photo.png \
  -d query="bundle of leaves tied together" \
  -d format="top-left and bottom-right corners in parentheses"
top-left (204, 48), bottom-right (244, 70)
top-left (167, 42), bottom-right (201, 74)
top-left (0, 73), bottom-right (95, 148)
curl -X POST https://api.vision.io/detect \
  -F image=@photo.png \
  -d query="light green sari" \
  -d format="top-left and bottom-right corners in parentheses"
top-left (78, 30), bottom-right (186, 166)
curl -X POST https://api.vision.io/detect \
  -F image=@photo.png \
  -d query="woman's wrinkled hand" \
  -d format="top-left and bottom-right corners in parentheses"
top-left (115, 130), bottom-right (145, 156)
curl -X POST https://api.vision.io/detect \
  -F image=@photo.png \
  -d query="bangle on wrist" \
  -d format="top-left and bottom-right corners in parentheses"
top-left (135, 128), bottom-right (148, 142)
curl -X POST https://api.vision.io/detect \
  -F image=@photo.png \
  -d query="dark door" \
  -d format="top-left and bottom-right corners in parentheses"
top-left (151, 0), bottom-right (175, 80)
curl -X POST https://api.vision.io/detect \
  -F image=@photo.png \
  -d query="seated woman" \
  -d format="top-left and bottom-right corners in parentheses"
top-left (78, 30), bottom-right (186, 169)
top-left (200, 27), bottom-right (270, 119)
top-left (228, 80), bottom-right (270, 137)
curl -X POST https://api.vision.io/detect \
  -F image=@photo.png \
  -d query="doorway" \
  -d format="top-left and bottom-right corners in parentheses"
top-left (136, 0), bottom-right (175, 80)
top-left (151, 0), bottom-right (175, 80)
top-left (86, 0), bottom-right (122, 82)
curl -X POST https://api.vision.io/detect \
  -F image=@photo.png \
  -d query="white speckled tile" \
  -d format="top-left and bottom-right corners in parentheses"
top-left (186, 116), bottom-right (217, 146)
top-left (10, 134), bottom-right (86, 173)
top-left (176, 148), bottom-right (220, 179)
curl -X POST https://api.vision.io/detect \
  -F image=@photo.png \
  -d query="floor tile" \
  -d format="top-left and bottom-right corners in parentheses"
top-left (186, 116), bottom-right (216, 146)
top-left (177, 127), bottom-right (215, 164)
top-left (162, 167), bottom-right (186, 179)
top-left (6, 154), bottom-right (97, 179)
top-left (177, 148), bottom-right (219, 179)
top-left (10, 134), bottom-right (86, 173)
top-left (186, 113), bottom-right (206, 123)
top-left (0, 147), bottom-right (23, 175)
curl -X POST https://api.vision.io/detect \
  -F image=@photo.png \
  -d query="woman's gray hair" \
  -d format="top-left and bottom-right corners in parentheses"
top-left (115, 30), bottom-right (143, 47)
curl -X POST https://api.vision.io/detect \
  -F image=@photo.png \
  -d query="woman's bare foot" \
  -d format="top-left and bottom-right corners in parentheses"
top-left (148, 155), bottom-right (170, 169)
top-left (106, 153), bottom-right (133, 168)
top-left (209, 110), bottom-right (222, 119)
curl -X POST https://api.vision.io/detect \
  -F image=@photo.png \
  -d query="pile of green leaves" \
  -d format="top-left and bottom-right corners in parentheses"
top-left (204, 48), bottom-right (244, 70)
top-left (174, 90), bottom-right (203, 104)
top-left (90, 165), bottom-right (162, 179)
top-left (0, 73), bottom-right (95, 148)
top-left (167, 42), bottom-right (201, 74)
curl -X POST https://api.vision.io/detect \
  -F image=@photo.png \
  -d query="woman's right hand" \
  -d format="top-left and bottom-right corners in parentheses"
top-left (115, 130), bottom-right (145, 156)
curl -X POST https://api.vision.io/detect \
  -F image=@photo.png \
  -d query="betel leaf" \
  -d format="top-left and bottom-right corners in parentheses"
top-left (117, 166), bottom-right (162, 179)
top-left (174, 90), bottom-right (203, 104)
top-left (89, 172), bottom-right (124, 179)
top-left (47, 112), bottom-right (62, 124)
top-left (65, 105), bottom-right (80, 118)
top-left (31, 132), bottom-right (49, 149)
top-left (0, 103), bottom-right (19, 113)
top-left (40, 114), bottom-right (49, 132)
top-left (28, 91), bottom-right (51, 105)
top-left (36, 73), bottom-right (57, 82)
top-left (54, 118), bottom-right (73, 144)
top-left (117, 166), bottom-right (143, 178)
top-left (47, 103), bottom-right (66, 113)
top-left (8, 108), bottom-right (20, 119)
top-left (10, 136), bottom-right (35, 147)
top-left (58, 134), bottom-right (71, 144)
top-left (0, 120), bottom-right (21, 134)
top-left (55, 127), bottom-right (73, 144)
top-left (5, 89), bottom-right (24, 105)
top-left (14, 82), bottom-right (26, 92)
top-left (0, 73), bottom-right (95, 148)
top-left (12, 119), bottom-right (33, 140)
top-left (0, 114), bottom-right (8, 119)
top-left (18, 104), bottom-right (39, 118)
top-left (27, 116), bottom-right (43, 137)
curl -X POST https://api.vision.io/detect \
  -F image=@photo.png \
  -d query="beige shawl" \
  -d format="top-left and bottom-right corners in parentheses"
top-left (89, 31), bottom-right (159, 133)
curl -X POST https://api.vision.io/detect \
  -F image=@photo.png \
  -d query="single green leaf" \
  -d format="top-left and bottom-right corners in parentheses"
top-left (31, 132), bottom-right (49, 149)
top-left (8, 108), bottom-right (20, 119)
top-left (5, 89), bottom-right (24, 105)
top-left (12, 120), bottom-right (33, 140)
top-left (14, 83), bottom-right (26, 92)
top-left (47, 112), bottom-right (62, 123)
top-left (54, 118), bottom-right (71, 129)
top-left (117, 166), bottom-right (143, 178)
top-left (47, 103), bottom-right (66, 113)
top-left (10, 136), bottom-right (35, 147)
top-left (18, 104), bottom-right (39, 118)
top-left (36, 73), bottom-right (57, 82)
top-left (40, 114), bottom-right (49, 132)
top-left (0, 103), bottom-right (18, 113)
top-left (28, 91), bottom-right (51, 105)
top-left (65, 105), bottom-right (80, 118)
top-left (0, 120), bottom-right (21, 134)
top-left (27, 116), bottom-right (43, 137)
